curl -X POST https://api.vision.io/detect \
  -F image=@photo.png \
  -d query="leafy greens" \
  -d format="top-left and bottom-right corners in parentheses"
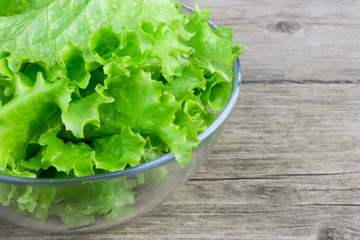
top-left (0, 0), bottom-right (245, 228)
top-left (0, 0), bottom-right (244, 177)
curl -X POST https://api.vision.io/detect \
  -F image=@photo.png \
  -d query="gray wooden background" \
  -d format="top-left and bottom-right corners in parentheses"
top-left (1, 0), bottom-right (359, 239)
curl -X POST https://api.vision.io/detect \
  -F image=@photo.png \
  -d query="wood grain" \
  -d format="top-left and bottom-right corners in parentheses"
top-left (196, 84), bottom-right (360, 179)
top-left (1, 84), bottom-right (359, 239)
top-left (1, 0), bottom-right (360, 239)
top-left (182, 0), bottom-right (360, 83)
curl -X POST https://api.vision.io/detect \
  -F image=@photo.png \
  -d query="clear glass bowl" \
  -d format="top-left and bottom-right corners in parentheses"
top-left (0, 5), bottom-right (242, 233)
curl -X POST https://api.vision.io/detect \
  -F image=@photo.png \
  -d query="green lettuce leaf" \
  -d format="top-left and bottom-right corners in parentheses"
top-left (93, 126), bottom-right (146, 171)
top-left (0, 72), bottom-right (73, 170)
top-left (185, 4), bottom-right (244, 81)
top-left (202, 72), bottom-right (232, 110)
top-left (0, 0), bottom-right (55, 17)
top-left (61, 85), bottom-right (114, 139)
top-left (164, 63), bottom-right (205, 102)
top-left (86, 63), bottom-right (197, 167)
top-left (34, 125), bottom-right (95, 177)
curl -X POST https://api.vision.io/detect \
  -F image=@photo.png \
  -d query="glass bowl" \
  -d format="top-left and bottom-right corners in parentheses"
top-left (0, 4), bottom-right (242, 233)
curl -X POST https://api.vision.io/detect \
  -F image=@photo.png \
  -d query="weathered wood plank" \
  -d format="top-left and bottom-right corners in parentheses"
top-left (1, 83), bottom-right (359, 239)
top-left (1, 207), bottom-right (360, 239)
top-left (1, 0), bottom-right (359, 239)
top-left (195, 83), bottom-right (360, 179)
top-left (182, 0), bottom-right (360, 82)
top-left (1, 185), bottom-right (359, 239)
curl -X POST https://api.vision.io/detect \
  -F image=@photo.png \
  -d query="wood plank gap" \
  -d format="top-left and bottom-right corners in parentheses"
top-left (241, 80), bottom-right (360, 84)
top-left (289, 204), bottom-right (360, 207)
top-left (190, 171), bottom-right (360, 181)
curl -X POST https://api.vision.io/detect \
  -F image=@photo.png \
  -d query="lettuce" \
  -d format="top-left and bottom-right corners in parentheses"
top-left (0, 0), bottom-right (245, 228)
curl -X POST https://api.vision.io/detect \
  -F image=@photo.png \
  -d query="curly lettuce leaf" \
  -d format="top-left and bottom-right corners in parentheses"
top-left (0, 177), bottom-right (136, 228)
top-left (32, 125), bottom-right (95, 177)
top-left (61, 85), bottom-right (114, 139)
top-left (0, 0), bottom-right (191, 75)
top-left (164, 63), bottom-right (205, 102)
top-left (142, 136), bottom-right (169, 162)
top-left (202, 72), bottom-right (232, 110)
top-left (0, 183), bottom-right (15, 206)
top-left (85, 63), bottom-right (197, 167)
top-left (185, 4), bottom-right (245, 81)
top-left (60, 43), bottom-right (92, 89)
top-left (93, 126), bottom-right (146, 171)
top-left (0, 72), bottom-right (73, 170)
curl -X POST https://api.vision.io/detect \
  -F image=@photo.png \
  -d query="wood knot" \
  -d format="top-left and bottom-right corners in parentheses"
top-left (318, 227), bottom-right (343, 240)
top-left (274, 21), bottom-right (301, 33)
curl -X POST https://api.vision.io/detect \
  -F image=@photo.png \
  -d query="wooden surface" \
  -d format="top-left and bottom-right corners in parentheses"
top-left (1, 0), bottom-right (360, 239)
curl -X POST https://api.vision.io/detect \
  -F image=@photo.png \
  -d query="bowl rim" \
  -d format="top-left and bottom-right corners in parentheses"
top-left (0, 4), bottom-right (242, 185)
